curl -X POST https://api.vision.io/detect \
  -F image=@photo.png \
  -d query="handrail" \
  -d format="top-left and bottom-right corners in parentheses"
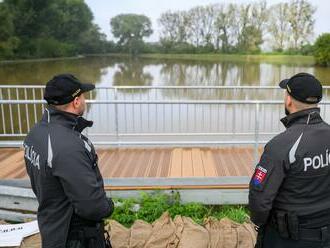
top-left (1, 85), bottom-right (330, 89)
top-left (1, 100), bottom-right (330, 104)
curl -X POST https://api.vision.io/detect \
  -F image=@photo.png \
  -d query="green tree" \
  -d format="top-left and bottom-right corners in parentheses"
top-left (314, 33), bottom-right (330, 66)
top-left (110, 14), bottom-right (153, 55)
top-left (267, 3), bottom-right (290, 51)
top-left (0, 0), bottom-right (107, 59)
top-left (0, 2), bottom-right (20, 58)
top-left (287, 0), bottom-right (315, 49)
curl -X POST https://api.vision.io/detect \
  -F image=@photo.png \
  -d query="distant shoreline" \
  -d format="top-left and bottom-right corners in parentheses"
top-left (0, 53), bottom-right (315, 66)
top-left (0, 55), bottom-right (85, 64)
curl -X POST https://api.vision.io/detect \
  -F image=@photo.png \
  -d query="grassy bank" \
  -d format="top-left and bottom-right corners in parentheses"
top-left (108, 192), bottom-right (249, 228)
top-left (138, 53), bottom-right (315, 65)
top-left (0, 53), bottom-right (315, 66)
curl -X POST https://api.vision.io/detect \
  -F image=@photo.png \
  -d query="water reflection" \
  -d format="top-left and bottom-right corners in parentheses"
top-left (112, 58), bottom-right (153, 86)
top-left (0, 55), bottom-right (329, 98)
top-left (0, 57), bottom-right (115, 84)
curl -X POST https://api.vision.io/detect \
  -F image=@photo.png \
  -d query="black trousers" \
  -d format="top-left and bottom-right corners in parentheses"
top-left (66, 228), bottom-right (107, 248)
top-left (66, 239), bottom-right (85, 248)
top-left (263, 225), bottom-right (330, 248)
top-left (66, 237), bottom-right (106, 248)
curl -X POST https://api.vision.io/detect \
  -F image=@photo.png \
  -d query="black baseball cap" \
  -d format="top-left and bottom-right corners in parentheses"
top-left (279, 72), bottom-right (322, 104)
top-left (44, 74), bottom-right (95, 105)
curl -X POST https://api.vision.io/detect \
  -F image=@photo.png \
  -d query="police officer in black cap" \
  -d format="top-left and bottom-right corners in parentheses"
top-left (249, 73), bottom-right (330, 248)
top-left (24, 74), bottom-right (114, 248)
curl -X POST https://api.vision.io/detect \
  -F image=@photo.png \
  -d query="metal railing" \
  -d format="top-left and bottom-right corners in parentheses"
top-left (1, 85), bottom-right (330, 164)
top-left (2, 85), bottom-right (330, 101)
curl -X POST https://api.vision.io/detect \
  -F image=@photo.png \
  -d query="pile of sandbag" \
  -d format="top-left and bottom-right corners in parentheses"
top-left (106, 212), bottom-right (257, 248)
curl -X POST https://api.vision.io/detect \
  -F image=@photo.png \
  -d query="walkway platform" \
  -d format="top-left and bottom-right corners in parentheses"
top-left (0, 147), bottom-right (256, 180)
top-left (0, 147), bottom-right (260, 212)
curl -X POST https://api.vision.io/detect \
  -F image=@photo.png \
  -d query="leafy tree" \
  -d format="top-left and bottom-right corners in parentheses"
top-left (267, 3), bottom-right (290, 51)
top-left (214, 3), bottom-right (238, 52)
top-left (0, 3), bottom-right (19, 58)
top-left (287, 0), bottom-right (315, 49)
top-left (110, 14), bottom-right (153, 55)
top-left (314, 33), bottom-right (330, 66)
top-left (0, 0), bottom-right (107, 59)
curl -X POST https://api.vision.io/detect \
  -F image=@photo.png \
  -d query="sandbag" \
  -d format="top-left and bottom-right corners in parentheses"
top-left (174, 216), bottom-right (209, 248)
top-left (20, 234), bottom-right (41, 248)
top-left (238, 223), bottom-right (257, 247)
top-left (144, 212), bottom-right (178, 248)
top-left (129, 220), bottom-right (152, 248)
top-left (107, 220), bottom-right (130, 248)
top-left (105, 215), bottom-right (256, 248)
top-left (205, 218), bottom-right (255, 248)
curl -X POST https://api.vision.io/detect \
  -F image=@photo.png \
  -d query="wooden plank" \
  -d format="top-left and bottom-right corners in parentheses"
top-left (134, 150), bottom-right (150, 177)
top-left (191, 148), bottom-right (205, 177)
top-left (169, 148), bottom-right (182, 177)
top-left (99, 149), bottom-right (116, 176)
top-left (148, 149), bottom-right (161, 177)
top-left (154, 149), bottom-right (166, 177)
top-left (108, 149), bottom-right (130, 177)
top-left (200, 149), bottom-right (218, 177)
top-left (0, 150), bottom-right (14, 161)
top-left (96, 149), bottom-right (109, 175)
top-left (234, 148), bottom-right (253, 176)
top-left (123, 149), bottom-right (142, 177)
top-left (182, 149), bottom-right (193, 177)
top-left (0, 151), bottom-right (25, 178)
top-left (211, 149), bottom-right (230, 177)
top-left (0, 150), bottom-right (21, 170)
top-left (116, 149), bottom-right (139, 178)
top-left (9, 161), bottom-right (26, 179)
top-left (144, 149), bottom-right (156, 177)
top-left (159, 149), bottom-right (171, 177)
top-left (226, 148), bottom-right (242, 177)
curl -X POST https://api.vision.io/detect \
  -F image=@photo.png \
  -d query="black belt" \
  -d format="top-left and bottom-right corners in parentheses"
top-left (269, 216), bottom-right (330, 242)
top-left (298, 226), bottom-right (330, 242)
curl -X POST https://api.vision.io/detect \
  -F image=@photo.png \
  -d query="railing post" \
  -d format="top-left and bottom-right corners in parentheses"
top-left (254, 102), bottom-right (260, 166)
top-left (114, 88), bottom-right (119, 146)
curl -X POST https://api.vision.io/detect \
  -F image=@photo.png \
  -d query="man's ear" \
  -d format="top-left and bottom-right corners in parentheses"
top-left (72, 97), bottom-right (80, 109)
top-left (286, 94), bottom-right (292, 107)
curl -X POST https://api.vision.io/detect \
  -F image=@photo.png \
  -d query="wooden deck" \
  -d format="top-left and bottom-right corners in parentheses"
top-left (0, 147), bottom-right (258, 179)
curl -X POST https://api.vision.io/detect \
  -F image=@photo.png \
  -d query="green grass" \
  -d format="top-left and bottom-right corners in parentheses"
top-left (108, 191), bottom-right (249, 227)
top-left (138, 53), bottom-right (315, 65)
top-left (0, 53), bottom-right (315, 66)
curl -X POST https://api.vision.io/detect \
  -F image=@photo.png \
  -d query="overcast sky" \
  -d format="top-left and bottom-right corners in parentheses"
top-left (85, 0), bottom-right (330, 42)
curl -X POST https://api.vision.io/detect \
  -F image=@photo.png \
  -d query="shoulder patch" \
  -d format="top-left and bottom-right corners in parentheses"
top-left (252, 166), bottom-right (268, 186)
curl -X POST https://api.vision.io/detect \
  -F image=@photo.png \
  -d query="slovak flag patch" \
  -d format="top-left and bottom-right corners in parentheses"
top-left (253, 166), bottom-right (268, 186)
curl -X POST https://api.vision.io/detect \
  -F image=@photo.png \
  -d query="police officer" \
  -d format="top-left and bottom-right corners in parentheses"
top-left (249, 72), bottom-right (330, 248)
top-left (24, 74), bottom-right (114, 248)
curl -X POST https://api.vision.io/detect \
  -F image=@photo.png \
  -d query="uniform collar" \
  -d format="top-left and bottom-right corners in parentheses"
top-left (280, 107), bottom-right (322, 128)
top-left (41, 106), bottom-right (93, 133)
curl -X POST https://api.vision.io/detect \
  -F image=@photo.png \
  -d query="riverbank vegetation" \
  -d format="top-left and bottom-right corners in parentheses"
top-left (0, 0), bottom-right (329, 67)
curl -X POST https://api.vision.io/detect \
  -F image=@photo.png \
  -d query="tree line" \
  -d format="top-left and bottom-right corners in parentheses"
top-left (157, 0), bottom-right (316, 53)
top-left (109, 0), bottom-right (329, 65)
top-left (0, 0), bottom-right (329, 66)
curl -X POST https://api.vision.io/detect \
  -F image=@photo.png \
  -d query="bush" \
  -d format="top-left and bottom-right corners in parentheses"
top-left (109, 192), bottom-right (249, 227)
top-left (34, 38), bottom-right (76, 58)
top-left (0, 36), bottom-right (20, 59)
top-left (314, 33), bottom-right (330, 66)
